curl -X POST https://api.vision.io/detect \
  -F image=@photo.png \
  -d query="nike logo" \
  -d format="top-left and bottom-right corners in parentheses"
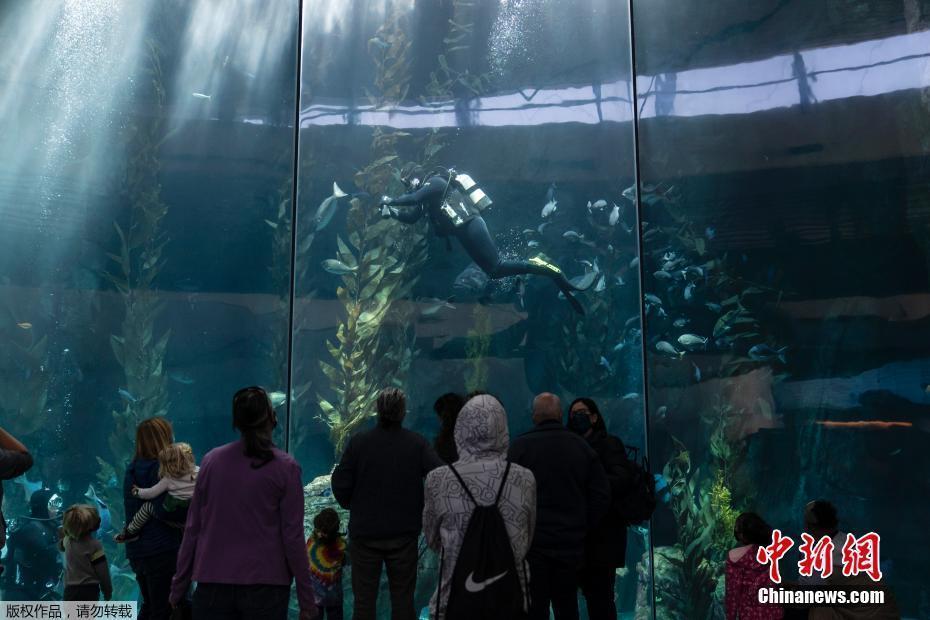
top-left (464, 570), bottom-right (508, 593)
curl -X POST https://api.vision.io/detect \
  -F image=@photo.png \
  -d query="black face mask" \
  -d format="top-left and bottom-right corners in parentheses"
top-left (568, 412), bottom-right (592, 434)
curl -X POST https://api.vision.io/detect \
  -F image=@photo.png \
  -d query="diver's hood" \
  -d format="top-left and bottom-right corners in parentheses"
top-left (454, 394), bottom-right (509, 461)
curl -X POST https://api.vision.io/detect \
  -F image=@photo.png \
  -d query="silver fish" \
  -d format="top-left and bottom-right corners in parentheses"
top-left (527, 240), bottom-right (540, 248)
top-left (693, 363), bottom-right (702, 382)
top-left (622, 392), bottom-right (641, 401)
top-left (168, 371), bottom-right (195, 385)
top-left (571, 271), bottom-right (598, 291)
top-left (592, 199), bottom-right (608, 209)
top-left (644, 293), bottom-right (662, 305)
top-left (677, 334), bottom-right (708, 349)
top-left (612, 341), bottom-right (626, 353)
top-left (321, 259), bottom-right (357, 275)
top-left (537, 222), bottom-right (551, 235)
top-left (654, 270), bottom-right (673, 280)
top-left (191, 92), bottom-right (211, 100)
top-left (599, 356), bottom-right (613, 373)
top-left (594, 274), bottom-right (606, 293)
top-left (118, 388), bottom-right (138, 403)
top-left (684, 283), bottom-right (696, 300)
top-left (420, 297), bottom-right (455, 317)
top-left (269, 391), bottom-right (288, 408)
top-left (673, 318), bottom-right (690, 328)
top-left (609, 204), bottom-right (620, 226)
top-left (541, 199), bottom-right (558, 218)
top-left (314, 182), bottom-right (348, 231)
top-left (629, 257), bottom-right (640, 269)
top-left (656, 341), bottom-right (682, 357)
top-left (563, 231), bottom-right (583, 242)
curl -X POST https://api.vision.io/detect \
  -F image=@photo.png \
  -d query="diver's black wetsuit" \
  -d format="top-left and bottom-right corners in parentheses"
top-left (383, 175), bottom-right (585, 313)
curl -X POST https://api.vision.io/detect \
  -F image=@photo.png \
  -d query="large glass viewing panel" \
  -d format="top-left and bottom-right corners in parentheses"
top-left (290, 0), bottom-right (645, 617)
top-left (633, 0), bottom-right (930, 617)
top-left (0, 0), bottom-right (299, 603)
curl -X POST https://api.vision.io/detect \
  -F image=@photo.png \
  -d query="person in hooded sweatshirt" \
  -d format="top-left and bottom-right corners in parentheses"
top-left (423, 394), bottom-right (536, 620)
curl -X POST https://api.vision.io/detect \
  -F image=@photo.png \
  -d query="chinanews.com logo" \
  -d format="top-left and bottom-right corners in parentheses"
top-left (753, 529), bottom-right (886, 606)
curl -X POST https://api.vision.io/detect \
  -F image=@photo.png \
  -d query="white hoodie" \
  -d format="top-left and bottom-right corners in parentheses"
top-left (422, 394), bottom-right (537, 620)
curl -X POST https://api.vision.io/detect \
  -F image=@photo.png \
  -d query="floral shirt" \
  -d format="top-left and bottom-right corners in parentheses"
top-left (726, 545), bottom-right (783, 620)
top-left (306, 534), bottom-right (346, 607)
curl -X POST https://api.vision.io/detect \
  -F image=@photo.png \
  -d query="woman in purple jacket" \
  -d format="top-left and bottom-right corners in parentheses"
top-left (169, 387), bottom-right (317, 620)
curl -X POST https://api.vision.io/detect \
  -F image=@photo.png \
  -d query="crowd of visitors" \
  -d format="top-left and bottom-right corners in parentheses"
top-left (0, 387), bottom-right (900, 620)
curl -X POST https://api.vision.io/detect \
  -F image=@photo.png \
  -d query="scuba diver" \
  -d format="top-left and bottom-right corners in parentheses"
top-left (379, 165), bottom-right (589, 314)
top-left (2, 489), bottom-right (63, 601)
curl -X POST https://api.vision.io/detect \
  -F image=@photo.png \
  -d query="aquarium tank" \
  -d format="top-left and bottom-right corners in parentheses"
top-left (0, 0), bottom-right (928, 618)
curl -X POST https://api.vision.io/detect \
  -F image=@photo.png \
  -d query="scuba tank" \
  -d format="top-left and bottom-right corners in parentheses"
top-left (448, 170), bottom-right (492, 211)
top-left (433, 167), bottom-right (492, 230)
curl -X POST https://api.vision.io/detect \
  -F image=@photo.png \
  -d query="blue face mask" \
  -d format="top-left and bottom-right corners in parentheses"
top-left (568, 412), bottom-right (592, 434)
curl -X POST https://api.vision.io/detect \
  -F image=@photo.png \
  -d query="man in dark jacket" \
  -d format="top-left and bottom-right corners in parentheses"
top-left (0, 425), bottom-right (34, 562)
top-left (332, 387), bottom-right (442, 620)
top-left (568, 397), bottom-right (633, 620)
top-left (508, 393), bottom-right (611, 620)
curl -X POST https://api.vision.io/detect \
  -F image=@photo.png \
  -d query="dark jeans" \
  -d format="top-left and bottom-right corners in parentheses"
top-left (64, 583), bottom-right (101, 601)
top-left (192, 583), bottom-right (290, 620)
top-left (527, 552), bottom-right (580, 620)
top-left (579, 566), bottom-right (616, 620)
top-left (130, 550), bottom-right (179, 620)
top-left (350, 536), bottom-right (418, 620)
top-left (317, 604), bottom-right (343, 620)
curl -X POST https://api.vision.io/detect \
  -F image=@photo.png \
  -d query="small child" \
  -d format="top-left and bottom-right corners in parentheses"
top-left (306, 508), bottom-right (347, 620)
top-left (116, 442), bottom-right (198, 543)
top-left (60, 504), bottom-right (112, 602)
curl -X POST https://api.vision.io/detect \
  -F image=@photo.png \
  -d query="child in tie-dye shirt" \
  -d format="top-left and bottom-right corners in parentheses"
top-left (306, 508), bottom-right (347, 620)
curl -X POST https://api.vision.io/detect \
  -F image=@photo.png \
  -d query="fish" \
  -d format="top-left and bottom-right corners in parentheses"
top-left (269, 391), bottom-right (288, 408)
top-left (706, 302), bottom-right (723, 313)
top-left (191, 92), bottom-right (211, 100)
top-left (13, 475), bottom-right (43, 501)
top-left (537, 222), bottom-right (551, 235)
top-left (541, 199), bottom-right (558, 218)
top-left (748, 344), bottom-right (788, 363)
top-left (654, 270), bottom-right (673, 280)
top-left (527, 240), bottom-right (540, 248)
top-left (629, 257), bottom-right (640, 269)
top-left (612, 341), bottom-right (625, 353)
top-left (592, 199), bottom-right (608, 210)
top-left (594, 275), bottom-right (606, 293)
top-left (684, 283), bottom-right (696, 301)
top-left (599, 356), bottom-right (613, 374)
top-left (515, 277), bottom-right (526, 310)
top-left (673, 318), bottom-right (690, 328)
top-left (622, 392), bottom-right (641, 401)
top-left (644, 293), bottom-right (662, 306)
top-left (84, 485), bottom-right (113, 535)
top-left (693, 362), bottom-right (702, 382)
top-left (545, 182), bottom-right (557, 203)
top-left (118, 388), bottom-right (138, 403)
top-left (656, 341), bottom-right (683, 358)
top-left (168, 371), bottom-right (195, 385)
top-left (454, 263), bottom-right (490, 294)
top-left (420, 297), bottom-right (455, 317)
top-left (622, 186), bottom-right (636, 202)
top-left (313, 182), bottom-right (348, 231)
top-left (705, 226), bottom-right (716, 240)
top-left (367, 36), bottom-right (389, 50)
top-left (609, 204), bottom-right (620, 226)
top-left (677, 334), bottom-right (708, 349)
top-left (570, 271), bottom-right (598, 291)
top-left (522, 229), bottom-right (537, 236)
top-left (321, 259), bottom-right (357, 275)
top-left (655, 406), bottom-right (668, 420)
top-left (562, 231), bottom-right (584, 242)
top-left (17, 322), bottom-right (32, 330)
